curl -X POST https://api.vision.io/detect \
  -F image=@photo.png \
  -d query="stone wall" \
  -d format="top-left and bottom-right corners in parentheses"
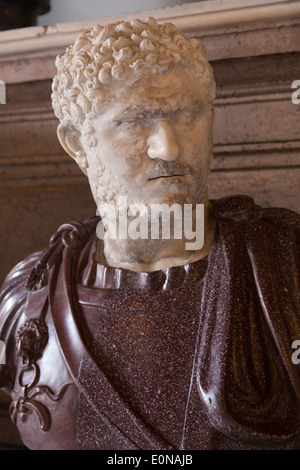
top-left (0, 0), bottom-right (299, 449)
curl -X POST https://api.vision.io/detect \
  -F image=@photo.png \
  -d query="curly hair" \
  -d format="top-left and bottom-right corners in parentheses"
top-left (51, 17), bottom-right (215, 129)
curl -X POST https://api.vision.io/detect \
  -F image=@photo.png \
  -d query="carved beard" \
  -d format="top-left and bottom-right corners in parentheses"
top-left (88, 163), bottom-right (210, 219)
top-left (85, 137), bottom-right (213, 218)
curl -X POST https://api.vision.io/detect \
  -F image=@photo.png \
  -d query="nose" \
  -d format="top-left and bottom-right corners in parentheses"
top-left (147, 120), bottom-right (180, 161)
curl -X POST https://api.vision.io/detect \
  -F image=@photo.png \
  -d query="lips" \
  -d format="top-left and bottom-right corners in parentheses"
top-left (148, 174), bottom-right (185, 181)
top-left (148, 166), bottom-right (190, 181)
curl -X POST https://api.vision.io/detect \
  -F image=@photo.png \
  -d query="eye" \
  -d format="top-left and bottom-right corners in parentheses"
top-left (175, 110), bottom-right (198, 127)
top-left (114, 117), bottom-right (150, 130)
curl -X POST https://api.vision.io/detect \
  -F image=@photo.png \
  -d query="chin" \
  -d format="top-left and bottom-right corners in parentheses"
top-left (146, 194), bottom-right (195, 208)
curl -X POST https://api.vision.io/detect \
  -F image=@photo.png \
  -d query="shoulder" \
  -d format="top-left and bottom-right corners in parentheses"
top-left (212, 194), bottom-right (300, 229)
top-left (0, 251), bottom-right (41, 335)
top-left (0, 216), bottom-right (99, 318)
top-left (0, 216), bottom-right (99, 390)
top-left (212, 194), bottom-right (299, 264)
top-left (212, 195), bottom-right (299, 274)
top-left (0, 252), bottom-right (40, 390)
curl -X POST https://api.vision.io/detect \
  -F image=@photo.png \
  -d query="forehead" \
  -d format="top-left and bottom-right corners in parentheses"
top-left (103, 67), bottom-right (207, 116)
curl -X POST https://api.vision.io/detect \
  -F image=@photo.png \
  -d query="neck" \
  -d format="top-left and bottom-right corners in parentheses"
top-left (97, 194), bottom-right (216, 272)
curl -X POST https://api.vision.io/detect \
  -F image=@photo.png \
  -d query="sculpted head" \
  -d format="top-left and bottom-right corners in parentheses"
top-left (51, 17), bottom-right (216, 210)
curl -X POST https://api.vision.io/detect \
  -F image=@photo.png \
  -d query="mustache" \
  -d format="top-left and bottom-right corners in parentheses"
top-left (148, 162), bottom-right (191, 180)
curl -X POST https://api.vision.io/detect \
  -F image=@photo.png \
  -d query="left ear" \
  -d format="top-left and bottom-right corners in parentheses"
top-left (57, 120), bottom-right (88, 176)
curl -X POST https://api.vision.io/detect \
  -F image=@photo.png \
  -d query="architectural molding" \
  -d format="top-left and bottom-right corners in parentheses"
top-left (0, 0), bottom-right (299, 58)
top-left (1, 18), bottom-right (299, 83)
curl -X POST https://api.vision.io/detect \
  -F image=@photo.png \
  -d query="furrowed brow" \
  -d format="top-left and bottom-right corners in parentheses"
top-left (114, 99), bottom-right (203, 121)
top-left (114, 108), bottom-right (166, 121)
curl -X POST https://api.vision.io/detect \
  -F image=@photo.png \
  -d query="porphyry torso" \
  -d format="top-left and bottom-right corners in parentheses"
top-left (1, 196), bottom-right (300, 450)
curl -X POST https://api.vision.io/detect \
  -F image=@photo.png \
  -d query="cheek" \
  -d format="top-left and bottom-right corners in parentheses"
top-left (90, 131), bottom-right (148, 177)
top-left (110, 128), bottom-right (148, 171)
top-left (179, 128), bottom-right (212, 173)
top-left (179, 130), bottom-right (209, 157)
top-left (125, 139), bottom-right (147, 170)
top-left (193, 116), bottom-right (212, 146)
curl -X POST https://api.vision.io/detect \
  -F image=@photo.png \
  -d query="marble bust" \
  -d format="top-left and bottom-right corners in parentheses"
top-left (0, 17), bottom-right (300, 450)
